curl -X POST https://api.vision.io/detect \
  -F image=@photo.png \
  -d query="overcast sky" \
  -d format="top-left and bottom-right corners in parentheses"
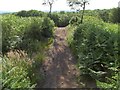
top-left (0, 0), bottom-right (119, 12)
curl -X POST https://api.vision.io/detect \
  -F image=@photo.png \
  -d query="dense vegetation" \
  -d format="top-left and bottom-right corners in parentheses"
top-left (1, 14), bottom-right (54, 89)
top-left (1, 6), bottom-right (120, 89)
top-left (67, 13), bottom-right (120, 89)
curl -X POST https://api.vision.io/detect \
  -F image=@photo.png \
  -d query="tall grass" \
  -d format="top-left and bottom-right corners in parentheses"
top-left (1, 54), bottom-right (36, 89)
top-left (1, 14), bottom-right (55, 89)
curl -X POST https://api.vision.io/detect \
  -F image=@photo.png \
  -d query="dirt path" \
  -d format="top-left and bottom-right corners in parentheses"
top-left (41, 27), bottom-right (80, 88)
top-left (40, 27), bottom-right (97, 88)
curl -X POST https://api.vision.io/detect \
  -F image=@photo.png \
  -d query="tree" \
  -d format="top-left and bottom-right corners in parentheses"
top-left (16, 10), bottom-right (27, 17)
top-left (67, 0), bottom-right (89, 23)
top-left (42, 0), bottom-right (56, 15)
top-left (98, 9), bottom-right (110, 22)
top-left (16, 10), bottom-right (45, 17)
top-left (109, 7), bottom-right (120, 23)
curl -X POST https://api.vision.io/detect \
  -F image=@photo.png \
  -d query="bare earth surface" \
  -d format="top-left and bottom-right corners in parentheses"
top-left (40, 27), bottom-right (97, 88)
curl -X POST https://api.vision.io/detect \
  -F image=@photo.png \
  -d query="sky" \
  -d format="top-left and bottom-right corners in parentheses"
top-left (0, 0), bottom-right (119, 12)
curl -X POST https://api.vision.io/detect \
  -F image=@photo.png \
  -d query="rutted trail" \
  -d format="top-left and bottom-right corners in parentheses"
top-left (41, 27), bottom-right (80, 88)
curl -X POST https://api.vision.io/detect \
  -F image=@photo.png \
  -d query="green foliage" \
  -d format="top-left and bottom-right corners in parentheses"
top-left (41, 17), bottom-right (54, 38)
top-left (67, 16), bottom-right (119, 89)
top-left (80, 8), bottom-right (120, 23)
top-left (2, 15), bottom-right (54, 55)
top-left (50, 12), bottom-right (71, 27)
top-left (19, 40), bottom-right (42, 57)
top-left (83, 10), bottom-right (99, 17)
top-left (1, 14), bottom-right (54, 89)
top-left (1, 49), bottom-right (46, 89)
top-left (109, 7), bottom-right (120, 23)
top-left (2, 8), bottom-right (120, 89)
top-left (16, 10), bottom-right (27, 17)
top-left (58, 14), bottom-right (70, 27)
top-left (1, 55), bottom-right (36, 89)
top-left (0, 15), bottom-right (2, 53)
top-left (20, 17), bottom-right (54, 40)
top-left (16, 10), bottom-right (46, 17)
top-left (28, 52), bottom-right (45, 85)
top-left (98, 9), bottom-right (110, 22)
top-left (49, 13), bottom-right (59, 26)
top-left (69, 16), bottom-right (80, 25)
top-left (97, 70), bottom-right (120, 89)
top-left (18, 17), bottom-right (54, 55)
top-left (1, 15), bottom-right (28, 54)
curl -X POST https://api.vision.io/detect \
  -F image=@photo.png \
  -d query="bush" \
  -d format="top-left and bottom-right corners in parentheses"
top-left (57, 14), bottom-right (70, 27)
top-left (2, 15), bottom-right (54, 55)
top-left (16, 10), bottom-right (46, 17)
top-left (22, 17), bottom-right (54, 41)
top-left (41, 17), bottom-right (54, 38)
top-left (50, 13), bottom-right (71, 27)
top-left (97, 71), bottom-right (120, 89)
top-left (68, 16), bottom-right (119, 88)
top-left (1, 15), bottom-right (28, 54)
top-left (98, 10), bottom-right (110, 22)
top-left (1, 13), bottom-right (54, 89)
top-left (109, 8), bottom-right (120, 23)
top-left (18, 17), bottom-right (54, 55)
top-left (69, 16), bottom-right (80, 25)
top-left (49, 13), bottom-right (59, 26)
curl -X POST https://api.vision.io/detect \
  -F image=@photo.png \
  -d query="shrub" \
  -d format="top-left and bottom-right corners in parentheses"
top-left (41, 17), bottom-right (54, 38)
top-left (50, 13), bottom-right (71, 27)
top-left (2, 15), bottom-right (54, 55)
top-left (49, 13), bottom-right (59, 26)
top-left (1, 13), bottom-right (54, 89)
top-left (58, 14), bottom-right (70, 27)
top-left (16, 10), bottom-right (46, 17)
top-left (98, 10), bottom-right (110, 22)
top-left (69, 16), bottom-right (80, 25)
top-left (1, 15), bottom-right (28, 54)
top-left (68, 16), bottom-right (119, 88)
top-left (18, 17), bottom-right (54, 55)
top-left (109, 8), bottom-right (120, 23)
top-left (22, 17), bottom-right (54, 41)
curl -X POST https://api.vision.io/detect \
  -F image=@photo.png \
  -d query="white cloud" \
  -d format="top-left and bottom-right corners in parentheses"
top-left (0, 0), bottom-right (119, 12)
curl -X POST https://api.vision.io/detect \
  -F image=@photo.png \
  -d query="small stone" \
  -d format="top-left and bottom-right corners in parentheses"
top-left (68, 71), bottom-right (71, 73)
